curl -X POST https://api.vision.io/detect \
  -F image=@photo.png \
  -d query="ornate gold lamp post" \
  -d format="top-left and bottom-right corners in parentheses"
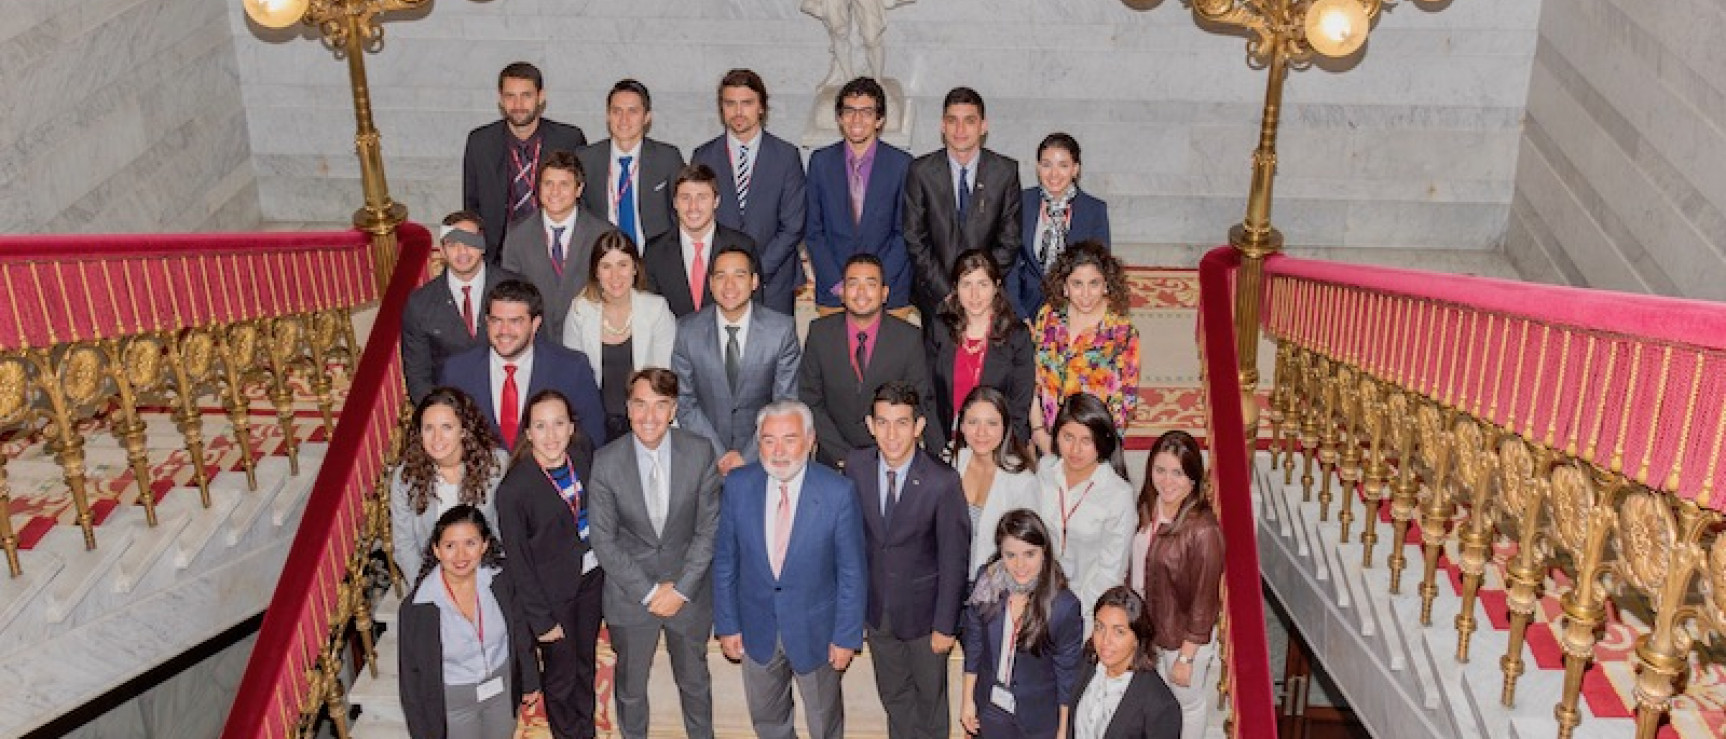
top-left (241, 0), bottom-right (423, 290)
top-left (1188, 0), bottom-right (1387, 432)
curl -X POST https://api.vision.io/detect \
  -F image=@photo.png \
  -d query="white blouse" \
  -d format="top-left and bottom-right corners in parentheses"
top-left (1074, 664), bottom-right (1134, 739)
top-left (1037, 455), bottom-right (1137, 629)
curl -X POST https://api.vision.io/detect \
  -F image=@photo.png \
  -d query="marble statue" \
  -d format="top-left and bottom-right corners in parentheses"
top-left (801, 0), bottom-right (915, 88)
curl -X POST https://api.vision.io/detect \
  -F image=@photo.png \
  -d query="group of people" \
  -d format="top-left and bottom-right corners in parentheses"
top-left (390, 60), bottom-right (1221, 739)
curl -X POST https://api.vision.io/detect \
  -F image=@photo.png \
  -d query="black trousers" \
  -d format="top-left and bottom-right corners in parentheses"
top-left (540, 568), bottom-right (605, 739)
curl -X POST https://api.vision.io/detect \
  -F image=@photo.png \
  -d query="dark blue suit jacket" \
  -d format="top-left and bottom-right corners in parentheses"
top-left (692, 132), bottom-right (807, 314)
top-left (438, 339), bottom-right (606, 445)
top-left (962, 584), bottom-right (1085, 737)
top-left (804, 140), bottom-right (913, 309)
top-left (712, 461), bottom-right (867, 674)
top-left (1009, 187), bottom-right (1111, 319)
top-left (844, 447), bottom-right (971, 640)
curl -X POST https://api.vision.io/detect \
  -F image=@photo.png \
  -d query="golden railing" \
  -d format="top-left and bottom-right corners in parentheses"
top-left (0, 232), bottom-right (380, 577)
top-left (1259, 255), bottom-right (1726, 739)
top-left (221, 223), bottom-right (430, 739)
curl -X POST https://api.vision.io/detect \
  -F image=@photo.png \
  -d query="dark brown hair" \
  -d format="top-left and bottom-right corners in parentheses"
top-left (718, 68), bottom-right (770, 124)
top-left (537, 148), bottom-right (585, 189)
top-left (581, 230), bottom-right (646, 302)
top-left (399, 387), bottom-right (502, 515)
top-left (629, 367), bottom-right (679, 401)
top-left (418, 504), bottom-right (505, 584)
top-left (938, 249), bottom-right (1018, 344)
top-left (1138, 430), bottom-right (1208, 532)
top-left (673, 163), bottom-right (720, 199)
top-left (949, 386), bottom-right (1032, 474)
top-left (981, 509), bottom-right (1068, 655)
top-left (1043, 240), bottom-right (1129, 316)
top-left (1082, 585), bottom-right (1159, 671)
top-left (506, 389), bottom-right (589, 470)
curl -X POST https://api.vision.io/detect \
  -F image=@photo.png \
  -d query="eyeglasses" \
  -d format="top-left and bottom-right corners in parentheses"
top-left (838, 105), bottom-right (879, 119)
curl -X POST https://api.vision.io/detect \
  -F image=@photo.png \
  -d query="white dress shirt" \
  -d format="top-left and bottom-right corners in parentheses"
top-left (446, 265), bottom-right (486, 308)
top-left (489, 345), bottom-right (535, 429)
top-left (680, 224), bottom-right (717, 287)
top-left (1074, 664), bottom-right (1134, 739)
top-left (728, 131), bottom-right (762, 183)
top-left (717, 300), bottom-right (753, 360)
top-left (1037, 455), bottom-right (1136, 634)
top-left (543, 211), bottom-right (575, 262)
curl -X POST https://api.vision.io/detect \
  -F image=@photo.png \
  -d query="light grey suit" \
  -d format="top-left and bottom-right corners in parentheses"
top-left (670, 303), bottom-right (802, 464)
top-left (588, 428), bottom-right (722, 739)
top-left (500, 206), bottom-right (618, 342)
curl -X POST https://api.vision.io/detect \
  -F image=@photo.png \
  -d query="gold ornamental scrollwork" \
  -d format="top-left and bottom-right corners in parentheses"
top-left (1548, 463), bottom-right (1596, 555)
top-left (0, 355), bottom-right (28, 421)
top-left (1616, 491), bottom-right (1675, 594)
top-left (121, 336), bottom-right (166, 390)
top-left (59, 345), bottom-right (108, 407)
top-left (181, 330), bottom-right (217, 379)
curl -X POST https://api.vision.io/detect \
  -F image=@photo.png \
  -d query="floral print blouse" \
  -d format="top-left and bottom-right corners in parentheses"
top-left (1033, 304), bottom-right (1140, 430)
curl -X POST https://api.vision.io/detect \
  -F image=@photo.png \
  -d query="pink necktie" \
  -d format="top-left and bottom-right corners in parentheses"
top-left (771, 483), bottom-right (791, 578)
top-left (690, 241), bottom-right (706, 307)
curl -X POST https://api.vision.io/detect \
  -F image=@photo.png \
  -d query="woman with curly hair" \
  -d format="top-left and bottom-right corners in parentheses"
top-left (961, 508), bottom-right (1085, 739)
top-left (934, 249), bottom-right (1037, 446)
top-left (391, 387), bottom-right (508, 584)
top-left (1030, 240), bottom-right (1139, 456)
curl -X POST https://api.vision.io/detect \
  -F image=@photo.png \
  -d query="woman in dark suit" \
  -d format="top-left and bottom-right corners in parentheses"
top-left (494, 389), bottom-right (602, 739)
top-left (1010, 133), bottom-right (1111, 319)
top-left (934, 249), bottom-right (1037, 449)
top-left (398, 505), bottom-right (541, 739)
top-left (1069, 586), bottom-right (1181, 739)
top-left (962, 509), bottom-right (1085, 739)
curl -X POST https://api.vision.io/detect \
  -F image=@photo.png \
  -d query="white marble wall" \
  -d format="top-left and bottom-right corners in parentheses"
top-left (1506, 0), bottom-right (1726, 300)
top-left (231, 0), bottom-right (1538, 250)
top-left (0, 0), bottom-right (257, 234)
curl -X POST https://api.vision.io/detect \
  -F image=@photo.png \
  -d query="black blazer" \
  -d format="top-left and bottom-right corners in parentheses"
top-left (962, 585), bottom-right (1085, 737)
top-left (1066, 663), bottom-right (1183, 739)
top-left (930, 320), bottom-right (1036, 447)
top-left (401, 266), bottom-right (522, 404)
top-left (798, 313), bottom-right (944, 467)
top-left (438, 340), bottom-right (608, 446)
top-left (642, 224), bottom-right (759, 318)
top-left (494, 436), bottom-right (597, 637)
top-left (462, 119), bottom-right (588, 255)
top-left (398, 567), bottom-right (541, 739)
top-left (844, 447), bottom-right (971, 640)
top-left (901, 148), bottom-right (1022, 314)
top-left (576, 138), bottom-right (685, 247)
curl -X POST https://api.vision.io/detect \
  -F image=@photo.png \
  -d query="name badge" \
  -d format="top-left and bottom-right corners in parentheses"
top-left (990, 685), bottom-right (1016, 714)
top-left (476, 675), bottom-right (504, 703)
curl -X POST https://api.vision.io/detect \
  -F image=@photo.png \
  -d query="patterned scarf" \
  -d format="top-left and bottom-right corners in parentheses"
top-left (1038, 184), bottom-right (1077, 270)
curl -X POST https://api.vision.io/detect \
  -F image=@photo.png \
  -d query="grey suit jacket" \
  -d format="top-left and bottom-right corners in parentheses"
top-left (499, 207), bottom-right (617, 342)
top-left (576, 138), bottom-right (685, 248)
top-left (587, 428), bottom-right (722, 628)
top-left (670, 303), bottom-right (802, 463)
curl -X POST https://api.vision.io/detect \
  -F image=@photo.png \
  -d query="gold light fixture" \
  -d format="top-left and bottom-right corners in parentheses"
top-left (1305, 0), bottom-right (1372, 58)
top-left (1185, 0), bottom-right (1411, 433)
top-left (239, 0), bottom-right (428, 289)
top-left (241, 0), bottom-right (310, 29)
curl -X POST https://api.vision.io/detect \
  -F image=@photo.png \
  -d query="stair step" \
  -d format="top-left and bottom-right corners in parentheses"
top-left (0, 552), bottom-right (62, 640)
top-left (173, 482), bottom-right (244, 570)
top-left (111, 505), bottom-right (194, 593)
top-left (39, 524), bottom-right (136, 623)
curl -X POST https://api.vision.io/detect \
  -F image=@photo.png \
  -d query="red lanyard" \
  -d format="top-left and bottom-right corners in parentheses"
top-left (1058, 480), bottom-right (1097, 557)
top-left (510, 138), bottom-right (542, 180)
top-left (440, 569), bottom-right (485, 645)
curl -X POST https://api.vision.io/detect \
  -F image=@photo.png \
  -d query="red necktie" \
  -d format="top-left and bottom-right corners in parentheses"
top-left (500, 363), bottom-right (520, 448)
top-left (461, 285), bottom-right (475, 338)
top-left (690, 241), bottom-right (706, 307)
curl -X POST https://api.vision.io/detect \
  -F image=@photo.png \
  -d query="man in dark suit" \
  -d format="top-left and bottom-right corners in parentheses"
top-left (712, 400), bottom-right (866, 739)
top-left (805, 77), bottom-right (914, 319)
top-left (644, 164), bottom-right (759, 318)
top-left (671, 246), bottom-right (802, 476)
top-left (500, 150), bottom-right (617, 342)
top-left (439, 279), bottom-right (606, 447)
top-left (799, 253), bottom-right (942, 468)
top-left (588, 369), bottom-right (723, 739)
top-left (844, 381), bottom-right (970, 739)
top-left (901, 86), bottom-right (1022, 330)
top-left (577, 80), bottom-right (684, 249)
top-left (462, 62), bottom-right (587, 257)
top-left (401, 211), bottom-right (522, 403)
top-left (691, 69), bottom-right (807, 314)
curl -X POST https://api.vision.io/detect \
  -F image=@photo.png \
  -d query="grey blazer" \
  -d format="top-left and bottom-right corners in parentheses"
top-left (586, 428), bottom-right (722, 628)
top-left (499, 207), bottom-right (618, 342)
top-left (670, 303), bottom-right (802, 463)
top-left (576, 138), bottom-right (685, 248)
top-left (387, 448), bottom-right (509, 584)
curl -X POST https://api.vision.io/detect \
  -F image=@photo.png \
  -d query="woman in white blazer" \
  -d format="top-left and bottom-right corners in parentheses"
top-left (950, 386), bottom-right (1044, 578)
top-left (1038, 392), bottom-right (1137, 635)
top-left (562, 231), bottom-right (676, 442)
